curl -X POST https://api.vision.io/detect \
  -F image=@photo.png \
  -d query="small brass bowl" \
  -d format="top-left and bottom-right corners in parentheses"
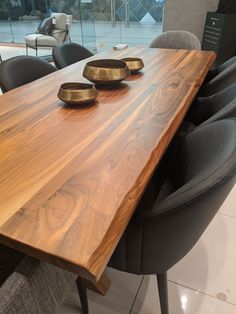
top-left (83, 59), bottom-right (130, 85)
top-left (121, 57), bottom-right (144, 74)
top-left (58, 82), bottom-right (98, 105)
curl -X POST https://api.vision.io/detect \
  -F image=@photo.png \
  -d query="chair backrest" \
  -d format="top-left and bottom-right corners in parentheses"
top-left (51, 13), bottom-right (72, 43)
top-left (0, 244), bottom-right (76, 314)
top-left (204, 62), bottom-right (236, 96)
top-left (53, 42), bottom-right (94, 69)
top-left (150, 30), bottom-right (201, 50)
top-left (189, 83), bottom-right (236, 126)
top-left (201, 101), bottom-right (236, 126)
top-left (0, 56), bottom-right (56, 92)
top-left (65, 15), bottom-right (73, 41)
top-left (209, 55), bottom-right (236, 80)
top-left (109, 120), bottom-right (236, 275)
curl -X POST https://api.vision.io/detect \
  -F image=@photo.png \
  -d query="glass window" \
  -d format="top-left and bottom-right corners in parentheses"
top-left (0, 1), bottom-right (164, 57)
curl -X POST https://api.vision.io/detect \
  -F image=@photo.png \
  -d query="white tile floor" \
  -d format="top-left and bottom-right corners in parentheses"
top-left (56, 184), bottom-right (236, 314)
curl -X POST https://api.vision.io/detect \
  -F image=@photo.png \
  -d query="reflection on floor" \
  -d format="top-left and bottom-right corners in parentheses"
top-left (57, 184), bottom-right (236, 314)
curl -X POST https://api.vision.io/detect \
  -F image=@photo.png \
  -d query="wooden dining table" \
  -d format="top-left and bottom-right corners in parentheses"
top-left (0, 47), bottom-right (216, 284)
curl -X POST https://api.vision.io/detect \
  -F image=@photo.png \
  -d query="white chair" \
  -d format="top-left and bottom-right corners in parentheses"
top-left (25, 13), bottom-right (72, 57)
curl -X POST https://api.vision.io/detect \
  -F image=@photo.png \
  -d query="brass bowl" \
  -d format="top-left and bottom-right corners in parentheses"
top-left (83, 59), bottom-right (130, 85)
top-left (121, 57), bottom-right (144, 74)
top-left (57, 82), bottom-right (98, 105)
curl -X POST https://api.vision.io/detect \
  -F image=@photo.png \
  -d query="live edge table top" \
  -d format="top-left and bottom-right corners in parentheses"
top-left (0, 48), bottom-right (216, 282)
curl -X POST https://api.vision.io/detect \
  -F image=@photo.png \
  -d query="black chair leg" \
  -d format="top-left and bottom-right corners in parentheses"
top-left (76, 277), bottom-right (89, 314)
top-left (156, 272), bottom-right (169, 314)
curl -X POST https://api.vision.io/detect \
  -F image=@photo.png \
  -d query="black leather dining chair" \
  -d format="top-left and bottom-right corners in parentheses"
top-left (77, 119), bottom-right (236, 314)
top-left (0, 56), bottom-right (56, 93)
top-left (207, 55), bottom-right (236, 81)
top-left (187, 83), bottom-right (236, 127)
top-left (52, 42), bottom-right (93, 69)
top-left (202, 61), bottom-right (236, 97)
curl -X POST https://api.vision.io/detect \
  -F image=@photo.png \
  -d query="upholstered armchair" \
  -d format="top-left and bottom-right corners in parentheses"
top-left (25, 13), bottom-right (72, 57)
top-left (150, 30), bottom-right (201, 50)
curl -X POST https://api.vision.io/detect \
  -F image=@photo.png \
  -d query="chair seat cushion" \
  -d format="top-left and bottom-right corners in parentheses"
top-left (25, 34), bottom-right (57, 48)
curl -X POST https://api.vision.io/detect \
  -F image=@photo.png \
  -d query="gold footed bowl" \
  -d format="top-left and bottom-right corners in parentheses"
top-left (58, 82), bottom-right (98, 105)
top-left (121, 57), bottom-right (144, 74)
top-left (83, 59), bottom-right (130, 85)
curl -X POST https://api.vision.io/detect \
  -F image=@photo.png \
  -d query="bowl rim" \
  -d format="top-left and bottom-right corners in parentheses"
top-left (121, 57), bottom-right (143, 62)
top-left (85, 59), bottom-right (128, 69)
top-left (59, 82), bottom-right (96, 92)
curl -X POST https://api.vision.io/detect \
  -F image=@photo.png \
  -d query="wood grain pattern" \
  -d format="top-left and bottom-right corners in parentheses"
top-left (0, 48), bottom-right (216, 282)
top-left (85, 272), bottom-right (111, 296)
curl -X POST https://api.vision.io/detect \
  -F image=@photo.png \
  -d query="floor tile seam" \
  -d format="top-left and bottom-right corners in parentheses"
top-left (129, 275), bottom-right (145, 314)
top-left (218, 212), bottom-right (236, 219)
top-left (168, 279), bottom-right (236, 307)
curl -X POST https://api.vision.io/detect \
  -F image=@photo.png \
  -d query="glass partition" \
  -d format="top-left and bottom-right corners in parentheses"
top-left (0, 0), bottom-right (96, 57)
top-left (0, 0), bottom-right (164, 57)
top-left (120, 0), bottom-right (164, 47)
top-left (79, 0), bottom-right (96, 52)
top-left (93, 0), bottom-right (165, 51)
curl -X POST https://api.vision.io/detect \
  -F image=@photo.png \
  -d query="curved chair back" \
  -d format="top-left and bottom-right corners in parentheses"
top-left (203, 62), bottom-right (236, 96)
top-left (188, 83), bottom-right (236, 126)
top-left (0, 244), bottom-right (76, 314)
top-left (53, 42), bottom-right (93, 69)
top-left (208, 55), bottom-right (236, 81)
top-left (74, 120), bottom-right (236, 314)
top-left (0, 56), bottom-right (56, 93)
top-left (150, 30), bottom-right (201, 50)
top-left (109, 119), bottom-right (236, 275)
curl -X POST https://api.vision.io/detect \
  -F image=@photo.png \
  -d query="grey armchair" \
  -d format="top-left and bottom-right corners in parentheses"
top-left (188, 83), bottom-right (236, 127)
top-left (77, 119), bottom-right (236, 314)
top-left (150, 30), bottom-right (201, 50)
top-left (207, 55), bottom-right (236, 81)
top-left (201, 61), bottom-right (236, 97)
top-left (108, 119), bottom-right (236, 314)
